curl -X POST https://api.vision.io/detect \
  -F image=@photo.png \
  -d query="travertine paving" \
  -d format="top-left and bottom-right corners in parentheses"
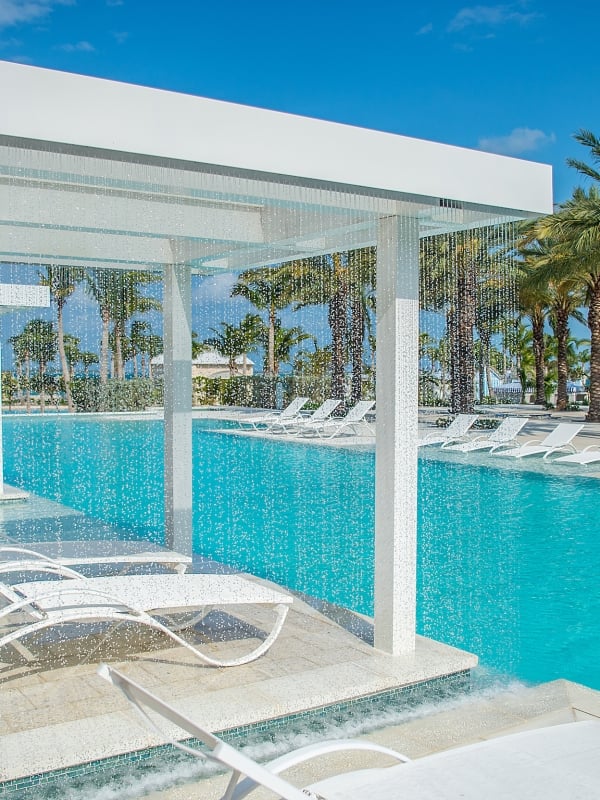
top-left (0, 587), bottom-right (475, 782)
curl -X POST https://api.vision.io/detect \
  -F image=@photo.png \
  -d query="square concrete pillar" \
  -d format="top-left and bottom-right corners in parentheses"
top-left (163, 262), bottom-right (192, 555)
top-left (374, 215), bottom-right (419, 654)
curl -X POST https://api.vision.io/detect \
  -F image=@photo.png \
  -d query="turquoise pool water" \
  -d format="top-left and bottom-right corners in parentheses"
top-left (4, 415), bottom-right (600, 690)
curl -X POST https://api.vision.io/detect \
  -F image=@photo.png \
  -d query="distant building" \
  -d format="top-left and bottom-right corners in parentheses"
top-left (150, 350), bottom-right (254, 379)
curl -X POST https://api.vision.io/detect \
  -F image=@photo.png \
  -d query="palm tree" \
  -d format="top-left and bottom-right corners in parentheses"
top-left (205, 314), bottom-right (262, 377)
top-left (517, 232), bottom-right (586, 409)
top-left (516, 247), bottom-right (551, 405)
top-left (17, 319), bottom-right (57, 412)
top-left (79, 350), bottom-right (99, 378)
top-left (39, 266), bottom-right (84, 412)
top-left (86, 269), bottom-right (161, 382)
top-left (285, 247), bottom-right (375, 404)
top-left (232, 267), bottom-right (296, 377)
top-left (267, 324), bottom-right (314, 376)
top-left (421, 225), bottom-right (519, 413)
top-left (9, 330), bottom-right (32, 411)
top-left (347, 247), bottom-right (376, 404)
top-left (62, 333), bottom-right (82, 379)
top-left (533, 187), bottom-right (600, 419)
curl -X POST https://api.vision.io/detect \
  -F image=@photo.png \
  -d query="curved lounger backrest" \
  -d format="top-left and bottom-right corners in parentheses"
top-left (98, 664), bottom-right (310, 800)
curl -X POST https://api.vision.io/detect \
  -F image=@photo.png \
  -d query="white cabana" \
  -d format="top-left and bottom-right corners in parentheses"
top-left (0, 60), bottom-right (552, 656)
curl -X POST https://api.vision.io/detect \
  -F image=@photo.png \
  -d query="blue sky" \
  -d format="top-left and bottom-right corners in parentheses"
top-left (1, 0), bottom-right (597, 369)
top-left (0, 0), bottom-right (598, 203)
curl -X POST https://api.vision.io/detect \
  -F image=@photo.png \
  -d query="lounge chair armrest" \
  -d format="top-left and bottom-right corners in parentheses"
top-left (489, 439), bottom-right (518, 453)
top-left (440, 435), bottom-right (471, 449)
top-left (229, 739), bottom-right (410, 800)
top-left (543, 443), bottom-right (578, 460)
top-left (0, 560), bottom-right (84, 579)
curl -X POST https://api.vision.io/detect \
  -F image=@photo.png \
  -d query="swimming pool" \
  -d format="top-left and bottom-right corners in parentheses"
top-left (4, 414), bottom-right (600, 690)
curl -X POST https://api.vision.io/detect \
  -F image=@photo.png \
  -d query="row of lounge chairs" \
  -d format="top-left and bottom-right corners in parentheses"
top-left (239, 398), bottom-right (375, 439)
top-left (418, 414), bottom-right (599, 464)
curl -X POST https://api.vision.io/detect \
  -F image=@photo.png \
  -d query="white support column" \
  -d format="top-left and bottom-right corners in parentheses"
top-left (374, 214), bottom-right (420, 655)
top-left (163, 262), bottom-right (192, 555)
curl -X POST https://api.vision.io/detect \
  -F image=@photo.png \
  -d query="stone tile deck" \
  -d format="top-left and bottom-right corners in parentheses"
top-left (145, 679), bottom-right (600, 800)
top-left (0, 586), bottom-right (476, 783)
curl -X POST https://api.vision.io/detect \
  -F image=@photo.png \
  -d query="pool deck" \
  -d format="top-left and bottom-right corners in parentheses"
top-left (2, 406), bottom-right (600, 792)
top-left (0, 570), bottom-right (476, 783)
top-left (146, 678), bottom-right (600, 799)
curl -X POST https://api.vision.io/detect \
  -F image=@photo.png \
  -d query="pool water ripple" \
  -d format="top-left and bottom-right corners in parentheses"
top-left (4, 415), bottom-right (600, 689)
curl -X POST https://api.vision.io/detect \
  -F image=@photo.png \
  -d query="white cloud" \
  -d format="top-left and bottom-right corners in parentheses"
top-left (448, 4), bottom-right (538, 32)
top-left (0, 0), bottom-right (73, 30)
top-left (57, 39), bottom-right (94, 52)
top-left (478, 127), bottom-right (555, 156)
top-left (112, 30), bottom-right (128, 44)
top-left (416, 22), bottom-right (433, 35)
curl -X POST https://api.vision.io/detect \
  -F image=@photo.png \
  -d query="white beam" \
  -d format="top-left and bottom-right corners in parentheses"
top-left (163, 260), bottom-right (192, 555)
top-left (374, 215), bottom-right (419, 654)
top-left (0, 61), bottom-right (553, 215)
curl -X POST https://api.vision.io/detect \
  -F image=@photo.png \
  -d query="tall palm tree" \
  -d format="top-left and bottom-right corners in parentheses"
top-left (17, 319), bottom-right (57, 412)
top-left (232, 267), bottom-right (296, 377)
top-left (347, 247), bottom-right (376, 404)
top-left (516, 237), bottom-right (551, 406)
top-left (421, 225), bottom-right (518, 413)
top-left (39, 266), bottom-right (84, 412)
top-left (286, 247), bottom-right (375, 404)
top-left (86, 269), bottom-right (161, 381)
top-left (517, 232), bottom-right (586, 409)
top-left (533, 186), bottom-right (600, 420)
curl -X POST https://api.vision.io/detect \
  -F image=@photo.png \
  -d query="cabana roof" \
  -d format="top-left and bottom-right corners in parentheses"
top-left (0, 61), bottom-right (552, 276)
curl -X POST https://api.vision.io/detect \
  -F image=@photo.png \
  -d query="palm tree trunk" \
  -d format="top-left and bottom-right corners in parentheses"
top-left (39, 360), bottom-right (46, 413)
top-left (114, 322), bottom-right (124, 380)
top-left (328, 289), bottom-right (347, 402)
top-left (587, 280), bottom-right (600, 422)
top-left (268, 305), bottom-right (276, 377)
top-left (555, 308), bottom-right (569, 411)
top-left (531, 312), bottom-right (546, 405)
top-left (100, 307), bottom-right (110, 384)
top-left (56, 301), bottom-right (75, 413)
top-left (450, 262), bottom-right (476, 413)
top-left (25, 355), bottom-right (31, 413)
top-left (350, 296), bottom-right (364, 404)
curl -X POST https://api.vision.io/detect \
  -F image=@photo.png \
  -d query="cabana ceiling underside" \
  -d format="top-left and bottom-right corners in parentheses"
top-left (0, 140), bottom-right (526, 275)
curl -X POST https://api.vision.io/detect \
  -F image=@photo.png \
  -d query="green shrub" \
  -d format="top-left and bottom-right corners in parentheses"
top-left (71, 378), bottom-right (162, 412)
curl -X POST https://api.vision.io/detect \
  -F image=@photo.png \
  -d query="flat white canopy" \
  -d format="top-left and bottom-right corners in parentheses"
top-left (0, 61), bottom-right (552, 275)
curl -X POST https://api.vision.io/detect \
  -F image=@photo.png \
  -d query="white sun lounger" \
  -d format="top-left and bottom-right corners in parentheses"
top-left (0, 540), bottom-right (192, 574)
top-left (0, 573), bottom-right (292, 667)
top-left (238, 397), bottom-right (309, 430)
top-left (99, 665), bottom-right (600, 800)
top-left (444, 416), bottom-right (527, 453)
top-left (271, 398), bottom-right (341, 434)
top-left (417, 414), bottom-right (478, 448)
top-left (554, 445), bottom-right (600, 466)
top-left (300, 400), bottom-right (375, 438)
top-left (497, 422), bottom-right (583, 459)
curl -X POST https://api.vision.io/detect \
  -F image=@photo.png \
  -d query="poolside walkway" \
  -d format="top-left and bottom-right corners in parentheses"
top-left (146, 678), bottom-right (600, 799)
top-left (0, 567), bottom-right (475, 784)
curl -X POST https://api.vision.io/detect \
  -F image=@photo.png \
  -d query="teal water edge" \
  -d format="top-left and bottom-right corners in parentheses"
top-left (4, 415), bottom-right (600, 690)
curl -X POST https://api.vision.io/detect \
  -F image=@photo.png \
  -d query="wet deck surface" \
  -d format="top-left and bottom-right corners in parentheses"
top-left (0, 580), bottom-right (475, 782)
